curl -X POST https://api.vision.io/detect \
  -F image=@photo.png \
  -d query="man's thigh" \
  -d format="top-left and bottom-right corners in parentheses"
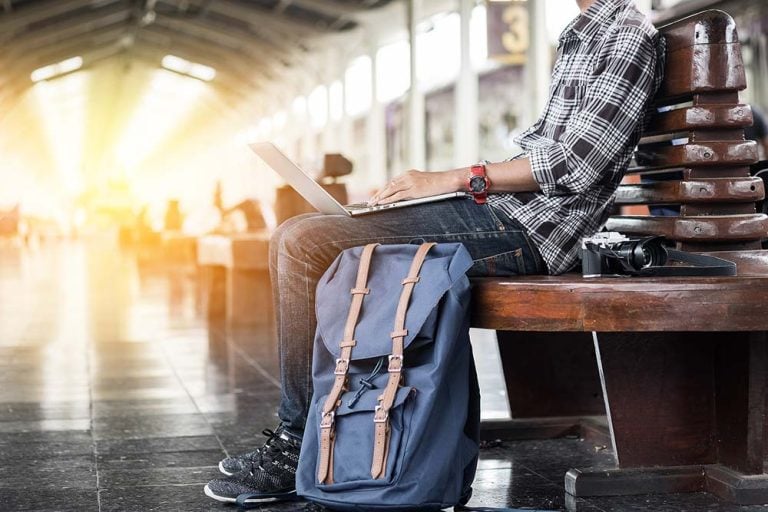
top-left (281, 199), bottom-right (544, 276)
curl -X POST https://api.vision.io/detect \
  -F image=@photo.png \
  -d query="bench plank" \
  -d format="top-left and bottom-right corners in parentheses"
top-left (633, 141), bottom-right (758, 170)
top-left (471, 275), bottom-right (768, 332)
top-left (605, 214), bottom-right (768, 242)
top-left (642, 104), bottom-right (753, 136)
top-left (614, 177), bottom-right (764, 204)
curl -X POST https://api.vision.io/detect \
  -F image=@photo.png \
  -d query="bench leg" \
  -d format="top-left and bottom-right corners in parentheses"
top-left (199, 264), bottom-right (226, 322)
top-left (226, 268), bottom-right (272, 326)
top-left (566, 331), bottom-right (768, 504)
top-left (485, 331), bottom-right (606, 441)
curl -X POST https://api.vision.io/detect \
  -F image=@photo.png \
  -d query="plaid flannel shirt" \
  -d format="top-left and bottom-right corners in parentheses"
top-left (488, 0), bottom-right (665, 275)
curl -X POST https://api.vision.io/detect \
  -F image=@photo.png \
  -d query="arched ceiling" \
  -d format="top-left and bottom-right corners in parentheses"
top-left (0, 0), bottom-right (394, 109)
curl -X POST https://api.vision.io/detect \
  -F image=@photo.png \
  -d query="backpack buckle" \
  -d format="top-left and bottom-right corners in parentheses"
top-left (334, 358), bottom-right (350, 375)
top-left (373, 405), bottom-right (389, 423)
top-left (387, 354), bottom-right (403, 372)
top-left (320, 411), bottom-right (335, 428)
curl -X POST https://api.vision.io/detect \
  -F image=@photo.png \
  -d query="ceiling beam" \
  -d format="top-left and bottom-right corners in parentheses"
top-left (0, 0), bottom-right (121, 35)
top-left (205, 0), bottom-right (326, 36)
top-left (139, 24), bottom-right (279, 81)
top-left (131, 36), bottom-right (265, 92)
top-left (0, 24), bottom-right (131, 92)
top-left (3, 3), bottom-right (131, 59)
top-left (282, 0), bottom-right (360, 20)
top-left (155, 0), bottom-right (311, 48)
top-left (152, 12), bottom-right (298, 63)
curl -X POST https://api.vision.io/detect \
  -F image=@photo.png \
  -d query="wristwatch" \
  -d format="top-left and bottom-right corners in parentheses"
top-left (467, 164), bottom-right (491, 205)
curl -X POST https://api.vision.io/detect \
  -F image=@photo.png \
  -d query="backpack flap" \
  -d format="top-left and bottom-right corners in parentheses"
top-left (315, 243), bottom-right (472, 361)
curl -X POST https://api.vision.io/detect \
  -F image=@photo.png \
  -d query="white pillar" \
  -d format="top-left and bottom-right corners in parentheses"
top-left (454, 0), bottom-right (479, 167)
top-left (406, 0), bottom-right (426, 170)
top-left (367, 41), bottom-right (387, 186)
top-left (321, 53), bottom-right (336, 153)
top-left (525, 0), bottom-right (550, 127)
top-left (339, 75), bottom-right (353, 155)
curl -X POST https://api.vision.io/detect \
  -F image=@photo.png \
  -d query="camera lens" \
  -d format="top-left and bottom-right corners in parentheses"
top-left (613, 237), bottom-right (667, 271)
top-left (638, 240), bottom-right (667, 268)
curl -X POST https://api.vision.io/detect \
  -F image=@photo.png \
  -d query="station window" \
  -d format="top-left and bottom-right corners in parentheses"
top-left (329, 81), bottom-right (343, 122)
top-left (308, 85), bottom-right (328, 129)
top-left (417, 13), bottom-right (460, 90)
top-left (345, 56), bottom-right (372, 117)
top-left (376, 40), bottom-right (410, 103)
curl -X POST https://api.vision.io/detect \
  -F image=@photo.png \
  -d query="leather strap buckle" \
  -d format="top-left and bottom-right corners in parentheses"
top-left (373, 405), bottom-right (389, 423)
top-left (320, 411), bottom-right (335, 428)
top-left (350, 287), bottom-right (370, 295)
top-left (387, 354), bottom-right (403, 372)
top-left (334, 358), bottom-right (350, 375)
top-left (401, 276), bottom-right (420, 285)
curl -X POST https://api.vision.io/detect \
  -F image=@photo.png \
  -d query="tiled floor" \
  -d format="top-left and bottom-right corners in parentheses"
top-left (2, 239), bottom-right (768, 511)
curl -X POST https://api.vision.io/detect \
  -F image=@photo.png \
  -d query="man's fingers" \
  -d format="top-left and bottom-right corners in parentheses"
top-left (378, 190), bottom-right (409, 205)
top-left (371, 179), bottom-right (409, 205)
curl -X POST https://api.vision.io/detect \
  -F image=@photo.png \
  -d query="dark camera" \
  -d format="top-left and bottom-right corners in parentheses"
top-left (581, 232), bottom-right (668, 277)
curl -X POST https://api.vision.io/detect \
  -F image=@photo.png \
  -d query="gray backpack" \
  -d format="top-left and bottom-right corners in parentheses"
top-left (296, 242), bottom-right (480, 511)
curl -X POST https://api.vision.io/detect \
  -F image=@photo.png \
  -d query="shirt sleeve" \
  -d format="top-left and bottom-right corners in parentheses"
top-left (529, 27), bottom-right (661, 197)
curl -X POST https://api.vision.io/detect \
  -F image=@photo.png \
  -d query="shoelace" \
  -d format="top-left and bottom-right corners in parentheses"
top-left (249, 428), bottom-right (297, 475)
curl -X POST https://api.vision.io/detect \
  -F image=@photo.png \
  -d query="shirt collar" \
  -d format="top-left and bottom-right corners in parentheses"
top-left (560, 0), bottom-right (630, 42)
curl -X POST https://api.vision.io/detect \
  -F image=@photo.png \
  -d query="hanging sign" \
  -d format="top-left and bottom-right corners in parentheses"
top-left (486, 0), bottom-right (530, 65)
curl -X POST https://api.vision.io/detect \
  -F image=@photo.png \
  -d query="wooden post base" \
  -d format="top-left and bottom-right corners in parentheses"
top-left (706, 465), bottom-right (768, 505)
top-left (480, 416), bottom-right (610, 445)
top-left (566, 464), bottom-right (768, 505)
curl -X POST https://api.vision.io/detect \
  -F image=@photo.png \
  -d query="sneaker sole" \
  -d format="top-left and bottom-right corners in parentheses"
top-left (218, 461), bottom-right (235, 476)
top-left (204, 484), bottom-right (298, 504)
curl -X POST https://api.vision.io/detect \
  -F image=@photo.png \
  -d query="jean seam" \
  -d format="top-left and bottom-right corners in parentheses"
top-left (302, 257), bottom-right (313, 419)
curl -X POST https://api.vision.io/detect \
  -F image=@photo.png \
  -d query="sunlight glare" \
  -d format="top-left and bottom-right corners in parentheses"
top-left (115, 69), bottom-right (207, 172)
top-left (33, 72), bottom-right (87, 195)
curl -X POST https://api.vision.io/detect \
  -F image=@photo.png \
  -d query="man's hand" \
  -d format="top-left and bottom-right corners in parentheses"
top-left (368, 169), bottom-right (465, 206)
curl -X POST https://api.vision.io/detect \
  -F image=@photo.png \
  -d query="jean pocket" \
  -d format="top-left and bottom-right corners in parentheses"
top-left (471, 248), bottom-right (528, 277)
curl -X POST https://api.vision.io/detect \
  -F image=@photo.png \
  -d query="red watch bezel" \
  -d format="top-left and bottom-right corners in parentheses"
top-left (467, 164), bottom-right (490, 205)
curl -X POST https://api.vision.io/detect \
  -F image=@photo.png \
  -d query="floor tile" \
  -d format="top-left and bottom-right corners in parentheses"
top-left (0, 488), bottom-right (99, 512)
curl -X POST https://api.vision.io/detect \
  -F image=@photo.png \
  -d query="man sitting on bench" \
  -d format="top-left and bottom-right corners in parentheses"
top-left (204, 0), bottom-right (665, 504)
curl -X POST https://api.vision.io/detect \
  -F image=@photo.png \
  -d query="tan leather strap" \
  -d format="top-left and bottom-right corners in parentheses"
top-left (317, 243), bottom-right (379, 484)
top-left (371, 242), bottom-right (435, 479)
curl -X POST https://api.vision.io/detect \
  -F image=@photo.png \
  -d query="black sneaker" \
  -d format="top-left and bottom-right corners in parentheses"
top-left (204, 426), bottom-right (302, 504)
top-left (217, 426), bottom-right (294, 476)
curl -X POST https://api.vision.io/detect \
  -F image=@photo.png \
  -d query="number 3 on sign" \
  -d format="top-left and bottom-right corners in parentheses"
top-left (502, 4), bottom-right (529, 55)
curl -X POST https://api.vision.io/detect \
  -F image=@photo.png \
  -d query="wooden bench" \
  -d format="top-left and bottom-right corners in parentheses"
top-left (471, 10), bottom-right (768, 505)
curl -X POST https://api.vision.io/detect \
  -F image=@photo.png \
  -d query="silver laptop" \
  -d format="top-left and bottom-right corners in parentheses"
top-left (250, 142), bottom-right (467, 216)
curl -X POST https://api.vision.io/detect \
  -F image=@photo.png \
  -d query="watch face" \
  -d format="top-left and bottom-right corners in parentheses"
top-left (469, 175), bottom-right (487, 193)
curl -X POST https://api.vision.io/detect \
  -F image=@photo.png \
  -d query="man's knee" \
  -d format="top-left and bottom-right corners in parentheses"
top-left (270, 214), bottom-right (319, 257)
top-left (272, 213), bottom-right (335, 260)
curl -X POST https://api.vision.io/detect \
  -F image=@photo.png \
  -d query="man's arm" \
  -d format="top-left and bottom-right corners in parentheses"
top-left (368, 159), bottom-right (539, 206)
top-left (371, 24), bottom-right (661, 205)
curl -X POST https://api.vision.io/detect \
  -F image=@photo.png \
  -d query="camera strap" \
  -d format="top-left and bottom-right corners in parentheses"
top-left (636, 249), bottom-right (737, 277)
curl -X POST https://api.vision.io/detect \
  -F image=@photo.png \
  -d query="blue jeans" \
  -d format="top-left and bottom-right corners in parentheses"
top-left (268, 198), bottom-right (545, 435)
